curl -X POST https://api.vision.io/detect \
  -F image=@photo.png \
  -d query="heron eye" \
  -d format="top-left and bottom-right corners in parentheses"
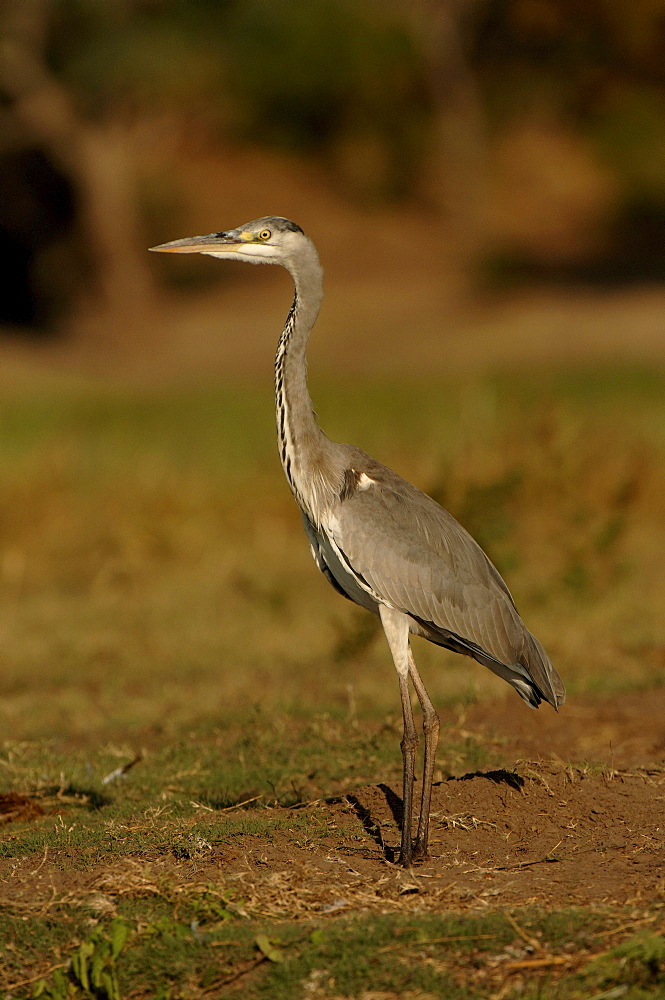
top-left (259, 229), bottom-right (271, 241)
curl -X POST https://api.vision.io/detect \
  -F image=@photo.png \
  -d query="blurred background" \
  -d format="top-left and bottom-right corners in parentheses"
top-left (2, 0), bottom-right (665, 375)
top-left (0, 0), bottom-right (663, 742)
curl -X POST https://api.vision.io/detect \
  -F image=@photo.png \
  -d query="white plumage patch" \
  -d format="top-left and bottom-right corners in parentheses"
top-left (206, 243), bottom-right (277, 264)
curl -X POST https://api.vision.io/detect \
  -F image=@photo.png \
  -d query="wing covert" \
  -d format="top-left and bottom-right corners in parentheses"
top-left (326, 458), bottom-right (527, 670)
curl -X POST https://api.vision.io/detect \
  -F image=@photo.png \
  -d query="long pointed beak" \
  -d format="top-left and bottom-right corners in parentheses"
top-left (149, 234), bottom-right (242, 254)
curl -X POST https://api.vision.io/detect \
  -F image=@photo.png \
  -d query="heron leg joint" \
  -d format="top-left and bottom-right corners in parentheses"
top-left (423, 710), bottom-right (440, 738)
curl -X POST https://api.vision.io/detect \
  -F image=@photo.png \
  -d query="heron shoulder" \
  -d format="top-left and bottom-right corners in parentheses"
top-left (339, 466), bottom-right (378, 501)
top-left (328, 447), bottom-right (515, 603)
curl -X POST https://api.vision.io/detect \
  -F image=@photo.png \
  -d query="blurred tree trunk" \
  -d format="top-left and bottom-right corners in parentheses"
top-left (411, 0), bottom-right (488, 268)
top-left (0, 0), bottom-right (155, 352)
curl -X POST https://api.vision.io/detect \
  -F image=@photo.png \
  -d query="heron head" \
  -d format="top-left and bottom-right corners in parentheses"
top-left (150, 216), bottom-right (308, 267)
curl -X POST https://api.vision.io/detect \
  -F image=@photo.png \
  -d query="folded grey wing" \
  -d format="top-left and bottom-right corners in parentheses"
top-left (328, 470), bottom-right (565, 708)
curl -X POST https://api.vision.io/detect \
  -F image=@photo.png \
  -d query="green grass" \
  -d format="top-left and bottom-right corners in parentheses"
top-left (0, 368), bottom-right (664, 996)
top-left (3, 906), bottom-right (664, 998)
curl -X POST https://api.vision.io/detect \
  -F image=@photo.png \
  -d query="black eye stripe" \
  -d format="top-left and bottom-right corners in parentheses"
top-left (278, 219), bottom-right (303, 234)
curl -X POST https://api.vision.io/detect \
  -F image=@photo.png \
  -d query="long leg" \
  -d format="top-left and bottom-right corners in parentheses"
top-left (379, 605), bottom-right (417, 867)
top-left (408, 649), bottom-right (440, 861)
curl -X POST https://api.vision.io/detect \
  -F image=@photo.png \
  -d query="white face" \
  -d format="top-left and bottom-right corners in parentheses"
top-left (207, 242), bottom-right (274, 260)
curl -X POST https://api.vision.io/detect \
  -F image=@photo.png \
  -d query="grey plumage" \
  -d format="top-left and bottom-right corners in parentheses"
top-left (151, 216), bottom-right (565, 867)
top-left (311, 448), bottom-right (564, 709)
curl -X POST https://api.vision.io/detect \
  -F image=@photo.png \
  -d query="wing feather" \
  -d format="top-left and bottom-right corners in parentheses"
top-left (325, 452), bottom-right (564, 709)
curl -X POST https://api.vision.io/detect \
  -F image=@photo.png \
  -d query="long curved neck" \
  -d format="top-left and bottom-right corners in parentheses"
top-left (275, 248), bottom-right (338, 523)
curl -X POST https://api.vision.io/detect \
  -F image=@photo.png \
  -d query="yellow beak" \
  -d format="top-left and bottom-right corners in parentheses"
top-left (149, 234), bottom-right (243, 254)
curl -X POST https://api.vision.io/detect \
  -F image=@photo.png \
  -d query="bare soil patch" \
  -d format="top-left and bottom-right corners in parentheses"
top-left (346, 764), bottom-right (663, 909)
top-left (0, 794), bottom-right (44, 825)
top-left (459, 687), bottom-right (665, 771)
top-left (198, 760), bottom-right (664, 919)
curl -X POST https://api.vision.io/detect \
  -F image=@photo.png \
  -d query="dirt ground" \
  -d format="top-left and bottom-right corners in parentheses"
top-left (206, 687), bottom-right (665, 917)
top-left (206, 761), bottom-right (664, 918)
top-left (2, 689), bottom-right (663, 923)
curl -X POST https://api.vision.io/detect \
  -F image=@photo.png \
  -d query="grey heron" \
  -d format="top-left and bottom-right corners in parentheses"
top-left (151, 217), bottom-right (565, 867)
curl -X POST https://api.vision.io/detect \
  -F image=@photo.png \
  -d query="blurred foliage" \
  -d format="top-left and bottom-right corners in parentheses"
top-left (42, 0), bottom-right (665, 205)
top-left (472, 0), bottom-right (665, 118)
top-left (471, 0), bottom-right (665, 280)
top-left (47, 0), bottom-right (429, 197)
top-left (2, 0), bottom-right (665, 333)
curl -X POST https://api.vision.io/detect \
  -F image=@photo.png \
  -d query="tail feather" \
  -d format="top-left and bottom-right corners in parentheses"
top-left (411, 614), bottom-right (565, 711)
top-left (518, 630), bottom-right (565, 709)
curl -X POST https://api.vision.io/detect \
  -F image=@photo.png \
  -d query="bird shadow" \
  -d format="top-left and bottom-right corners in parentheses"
top-left (456, 769), bottom-right (525, 790)
top-left (346, 787), bottom-right (398, 863)
top-left (347, 769), bottom-right (524, 860)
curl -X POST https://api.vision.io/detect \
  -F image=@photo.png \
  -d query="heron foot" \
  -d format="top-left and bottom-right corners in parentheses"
top-left (398, 841), bottom-right (429, 867)
top-left (411, 841), bottom-right (430, 863)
